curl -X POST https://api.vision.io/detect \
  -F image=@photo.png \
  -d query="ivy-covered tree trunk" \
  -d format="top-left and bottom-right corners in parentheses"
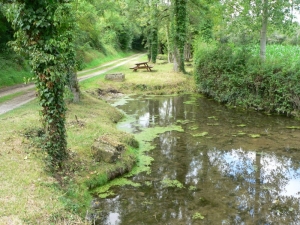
top-left (6, 0), bottom-right (75, 168)
top-left (150, 27), bottom-right (158, 63)
top-left (172, 0), bottom-right (187, 73)
top-left (149, 0), bottom-right (159, 63)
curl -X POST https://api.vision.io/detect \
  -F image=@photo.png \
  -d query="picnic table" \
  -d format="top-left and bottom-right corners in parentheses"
top-left (130, 62), bottom-right (153, 72)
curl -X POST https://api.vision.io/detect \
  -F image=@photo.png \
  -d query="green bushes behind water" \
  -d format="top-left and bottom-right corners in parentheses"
top-left (194, 41), bottom-right (300, 116)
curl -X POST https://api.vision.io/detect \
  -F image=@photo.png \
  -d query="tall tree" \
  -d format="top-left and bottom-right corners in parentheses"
top-left (172, 0), bottom-right (187, 72)
top-left (5, 0), bottom-right (76, 168)
top-left (260, 0), bottom-right (268, 60)
top-left (221, 0), bottom-right (300, 59)
top-left (149, 0), bottom-right (159, 63)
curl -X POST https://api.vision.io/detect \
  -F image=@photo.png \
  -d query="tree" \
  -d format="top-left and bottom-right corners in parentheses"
top-left (0, 5), bottom-right (13, 51)
top-left (260, 0), bottom-right (268, 60)
top-left (172, 0), bottom-right (187, 72)
top-left (149, 0), bottom-right (159, 63)
top-left (221, 0), bottom-right (300, 60)
top-left (5, 0), bottom-right (76, 168)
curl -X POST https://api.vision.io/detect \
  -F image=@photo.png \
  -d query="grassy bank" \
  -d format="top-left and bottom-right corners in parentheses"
top-left (0, 49), bottom-right (135, 90)
top-left (0, 52), bottom-right (33, 89)
top-left (194, 42), bottom-right (300, 116)
top-left (0, 55), bottom-right (195, 224)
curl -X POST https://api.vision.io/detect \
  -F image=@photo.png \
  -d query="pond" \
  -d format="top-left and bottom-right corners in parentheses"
top-left (92, 94), bottom-right (300, 225)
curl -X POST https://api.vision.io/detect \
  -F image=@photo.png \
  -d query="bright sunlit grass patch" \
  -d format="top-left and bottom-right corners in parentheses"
top-left (80, 54), bottom-right (196, 95)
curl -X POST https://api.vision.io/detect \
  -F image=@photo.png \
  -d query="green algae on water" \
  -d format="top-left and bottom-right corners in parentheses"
top-left (111, 96), bottom-right (134, 107)
top-left (286, 126), bottom-right (300, 129)
top-left (94, 178), bottom-right (141, 198)
top-left (193, 132), bottom-right (208, 137)
top-left (188, 125), bottom-right (199, 130)
top-left (249, 134), bottom-right (260, 138)
top-left (161, 178), bottom-right (184, 189)
top-left (192, 212), bottom-right (205, 220)
top-left (97, 123), bottom-right (184, 196)
top-left (128, 125), bottom-right (184, 176)
top-left (176, 119), bottom-right (190, 124)
top-left (207, 123), bottom-right (220, 126)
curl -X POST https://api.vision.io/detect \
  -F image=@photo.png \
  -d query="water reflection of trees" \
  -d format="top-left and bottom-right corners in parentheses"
top-left (101, 95), bottom-right (300, 225)
top-left (195, 147), bottom-right (300, 224)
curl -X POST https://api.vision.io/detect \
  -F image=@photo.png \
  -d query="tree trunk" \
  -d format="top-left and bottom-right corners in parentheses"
top-left (260, 0), bottom-right (268, 61)
top-left (173, 0), bottom-right (187, 72)
top-left (184, 43), bottom-right (191, 61)
top-left (173, 47), bottom-right (180, 72)
top-left (69, 71), bottom-right (80, 103)
top-left (166, 24), bottom-right (172, 63)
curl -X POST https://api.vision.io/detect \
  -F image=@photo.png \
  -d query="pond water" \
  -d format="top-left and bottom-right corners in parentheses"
top-left (94, 94), bottom-right (300, 225)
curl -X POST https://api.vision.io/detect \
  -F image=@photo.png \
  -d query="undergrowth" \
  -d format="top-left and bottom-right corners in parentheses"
top-left (194, 41), bottom-right (300, 116)
top-left (0, 52), bottom-right (33, 89)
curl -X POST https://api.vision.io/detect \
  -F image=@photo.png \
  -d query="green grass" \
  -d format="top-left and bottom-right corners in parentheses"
top-left (80, 49), bottom-right (135, 70)
top-left (80, 54), bottom-right (195, 95)
top-left (0, 55), bottom-right (33, 89)
top-left (0, 91), bottom-right (26, 104)
top-left (0, 49), bottom-right (136, 89)
top-left (0, 94), bottom-right (137, 223)
top-left (0, 100), bottom-right (76, 224)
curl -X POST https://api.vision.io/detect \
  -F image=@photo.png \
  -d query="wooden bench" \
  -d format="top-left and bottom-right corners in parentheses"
top-left (130, 62), bottom-right (153, 72)
top-left (130, 66), bottom-right (153, 72)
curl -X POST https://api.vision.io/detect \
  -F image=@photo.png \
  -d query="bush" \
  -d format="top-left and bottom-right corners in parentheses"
top-left (194, 40), bottom-right (300, 116)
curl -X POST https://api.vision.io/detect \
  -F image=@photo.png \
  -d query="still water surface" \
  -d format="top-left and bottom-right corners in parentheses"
top-left (98, 94), bottom-right (300, 225)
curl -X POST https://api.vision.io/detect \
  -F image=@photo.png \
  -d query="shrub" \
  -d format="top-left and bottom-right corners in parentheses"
top-left (194, 41), bottom-right (300, 116)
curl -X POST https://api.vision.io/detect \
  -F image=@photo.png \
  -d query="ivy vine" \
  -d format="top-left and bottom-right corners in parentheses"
top-left (173, 0), bottom-right (187, 72)
top-left (5, 0), bottom-right (76, 168)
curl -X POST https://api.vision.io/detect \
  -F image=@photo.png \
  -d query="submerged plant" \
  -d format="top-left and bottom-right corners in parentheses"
top-left (192, 212), bottom-right (205, 220)
top-left (188, 185), bottom-right (197, 191)
top-left (161, 178), bottom-right (184, 189)
top-left (249, 134), bottom-right (261, 138)
top-left (193, 132), bottom-right (208, 137)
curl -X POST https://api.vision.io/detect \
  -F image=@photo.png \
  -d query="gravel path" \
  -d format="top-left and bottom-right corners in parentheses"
top-left (0, 53), bottom-right (144, 115)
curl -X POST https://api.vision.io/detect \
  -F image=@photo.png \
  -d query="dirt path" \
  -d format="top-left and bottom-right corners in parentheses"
top-left (0, 53), bottom-right (144, 115)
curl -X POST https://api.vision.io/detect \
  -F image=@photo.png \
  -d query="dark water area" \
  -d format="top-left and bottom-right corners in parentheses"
top-left (96, 94), bottom-right (300, 225)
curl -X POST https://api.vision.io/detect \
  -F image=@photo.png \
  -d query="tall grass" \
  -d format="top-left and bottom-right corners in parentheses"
top-left (251, 45), bottom-right (300, 62)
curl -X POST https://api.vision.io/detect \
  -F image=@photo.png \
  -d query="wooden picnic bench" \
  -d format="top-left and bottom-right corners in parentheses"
top-left (130, 62), bottom-right (153, 72)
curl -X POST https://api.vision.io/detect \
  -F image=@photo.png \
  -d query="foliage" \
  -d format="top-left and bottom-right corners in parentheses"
top-left (0, 7), bottom-right (13, 51)
top-left (219, 0), bottom-right (300, 59)
top-left (172, 0), bottom-right (187, 72)
top-left (194, 40), bottom-right (300, 116)
top-left (148, 0), bottom-right (159, 63)
top-left (5, 0), bottom-right (77, 168)
top-left (74, 0), bottom-right (141, 57)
